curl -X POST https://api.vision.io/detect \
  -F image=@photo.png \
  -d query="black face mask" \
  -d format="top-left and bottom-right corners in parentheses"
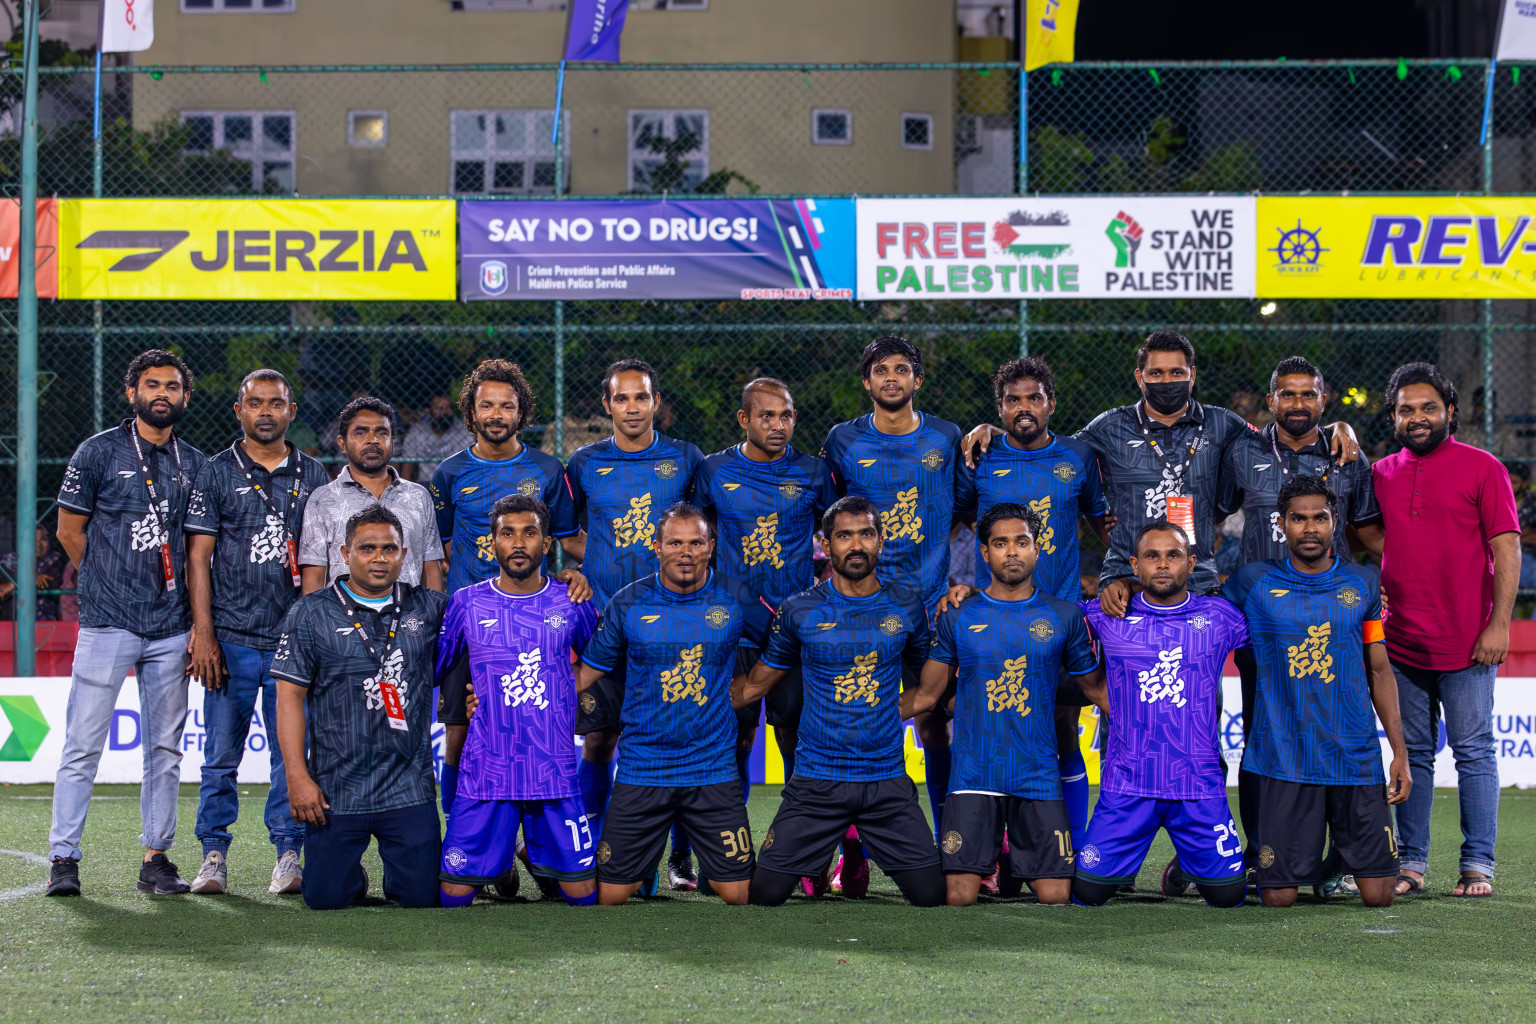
top-left (1143, 381), bottom-right (1191, 416)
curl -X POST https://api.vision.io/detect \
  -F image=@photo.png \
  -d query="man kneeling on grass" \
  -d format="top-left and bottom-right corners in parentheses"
top-left (272, 505), bottom-right (448, 909)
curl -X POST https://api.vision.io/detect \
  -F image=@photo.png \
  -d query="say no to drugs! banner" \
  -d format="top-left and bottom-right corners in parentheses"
top-left (460, 198), bottom-right (856, 301)
top-left (58, 198), bottom-right (457, 300)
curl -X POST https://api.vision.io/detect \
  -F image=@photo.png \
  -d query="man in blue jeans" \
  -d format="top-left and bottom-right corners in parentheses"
top-left (184, 369), bottom-right (331, 895)
top-left (1371, 363), bottom-right (1520, 898)
top-left (48, 350), bottom-right (207, 897)
top-left (272, 505), bottom-right (447, 909)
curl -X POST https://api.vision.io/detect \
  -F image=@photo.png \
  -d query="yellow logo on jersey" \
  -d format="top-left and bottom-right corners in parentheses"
top-left (654, 459), bottom-right (678, 479)
top-left (742, 513), bottom-right (785, 569)
top-left (705, 605), bottom-right (731, 628)
top-left (597, 467), bottom-right (614, 476)
top-left (612, 493), bottom-right (655, 548)
top-left (881, 487), bottom-right (925, 545)
top-left (460, 486), bottom-right (479, 495)
top-left (1336, 587), bottom-right (1361, 608)
top-left (968, 624), bottom-right (989, 633)
top-left (992, 469), bottom-right (1011, 477)
top-left (817, 622), bottom-right (838, 631)
top-left (780, 482), bottom-right (802, 499)
top-left (1029, 618), bottom-right (1054, 642)
top-left (475, 533), bottom-right (494, 562)
top-left (985, 655), bottom-right (1032, 715)
top-left (921, 448), bottom-right (945, 471)
top-left (660, 644), bottom-right (707, 705)
top-left (1029, 495), bottom-right (1057, 555)
top-left (1287, 623), bottom-right (1336, 684)
top-left (724, 483), bottom-right (741, 491)
top-left (833, 650), bottom-right (881, 706)
top-left (880, 614), bottom-right (905, 636)
top-left (517, 476), bottom-right (541, 497)
top-left (1053, 460), bottom-right (1077, 482)
top-left (858, 458), bottom-right (878, 468)
top-left (1269, 589), bottom-right (1291, 598)
top-left (641, 615), bottom-right (662, 624)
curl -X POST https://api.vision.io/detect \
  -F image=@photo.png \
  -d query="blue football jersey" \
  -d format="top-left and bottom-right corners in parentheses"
top-left (955, 432), bottom-right (1109, 599)
top-left (821, 413), bottom-right (963, 609)
top-left (694, 444), bottom-right (838, 608)
top-left (930, 591), bottom-right (1098, 799)
top-left (761, 580), bottom-right (932, 783)
top-left (580, 571), bottom-right (772, 788)
top-left (430, 446), bottom-right (577, 594)
top-left (1222, 558), bottom-right (1387, 787)
top-left (565, 433), bottom-right (703, 607)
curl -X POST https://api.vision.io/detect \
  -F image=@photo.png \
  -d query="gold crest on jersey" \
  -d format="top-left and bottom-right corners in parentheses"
top-left (833, 650), bottom-right (880, 705)
top-left (742, 512), bottom-right (785, 568)
top-left (660, 644), bottom-right (708, 705)
top-left (882, 487), bottom-right (925, 544)
top-left (612, 493), bottom-right (655, 547)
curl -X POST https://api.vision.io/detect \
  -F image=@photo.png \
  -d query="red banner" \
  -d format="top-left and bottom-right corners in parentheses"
top-left (0, 198), bottom-right (59, 299)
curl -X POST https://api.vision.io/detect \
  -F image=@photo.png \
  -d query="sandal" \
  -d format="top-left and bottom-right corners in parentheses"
top-left (1393, 873), bottom-right (1425, 897)
top-left (1451, 873), bottom-right (1493, 898)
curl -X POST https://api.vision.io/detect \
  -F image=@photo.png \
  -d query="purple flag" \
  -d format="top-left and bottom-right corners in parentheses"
top-left (563, 0), bottom-right (629, 63)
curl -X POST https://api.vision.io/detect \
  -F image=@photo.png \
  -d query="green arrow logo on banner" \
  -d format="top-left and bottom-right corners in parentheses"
top-left (0, 696), bottom-right (50, 761)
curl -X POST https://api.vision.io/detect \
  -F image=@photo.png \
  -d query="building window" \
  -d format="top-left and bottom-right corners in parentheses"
top-left (902, 112), bottom-right (934, 151)
top-left (628, 110), bottom-right (708, 191)
top-left (182, 0), bottom-right (295, 11)
top-left (349, 111), bottom-right (387, 148)
top-left (451, 110), bottom-right (569, 195)
top-left (181, 110), bottom-right (296, 193)
top-left (812, 109), bottom-right (852, 146)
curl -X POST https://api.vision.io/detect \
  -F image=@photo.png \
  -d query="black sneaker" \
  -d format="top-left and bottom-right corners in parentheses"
top-left (137, 854), bottom-right (191, 895)
top-left (46, 857), bottom-right (80, 897)
top-left (667, 849), bottom-right (698, 892)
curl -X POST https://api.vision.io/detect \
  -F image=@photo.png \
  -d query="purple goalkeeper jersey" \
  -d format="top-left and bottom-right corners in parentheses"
top-left (1083, 592), bottom-right (1248, 800)
top-left (435, 578), bottom-right (599, 801)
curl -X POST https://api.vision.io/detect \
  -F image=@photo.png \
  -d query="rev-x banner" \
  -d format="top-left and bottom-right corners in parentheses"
top-left (459, 198), bottom-right (856, 300)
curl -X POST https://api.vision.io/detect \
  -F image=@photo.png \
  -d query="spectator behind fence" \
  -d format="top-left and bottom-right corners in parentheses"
top-left (1372, 363), bottom-right (1520, 900)
top-left (398, 392), bottom-right (466, 482)
top-left (1509, 460), bottom-right (1536, 593)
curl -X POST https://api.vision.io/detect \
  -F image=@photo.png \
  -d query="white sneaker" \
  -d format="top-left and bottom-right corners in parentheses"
top-left (189, 850), bottom-right (227, 895)
top-left (269, 850), bottom-right (303, 895)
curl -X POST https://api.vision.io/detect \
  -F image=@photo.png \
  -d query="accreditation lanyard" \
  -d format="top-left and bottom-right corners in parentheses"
top-left (333, 581), bottom-right (408, 731)
top-left (127, 422), bottom-right (183, 593)
top-left (1268, 427), bottom-right (1331, 486)
top-left (1137, 404), bottom-right (1202, 547)
top-left (231, 443), bottom-right (303, 588)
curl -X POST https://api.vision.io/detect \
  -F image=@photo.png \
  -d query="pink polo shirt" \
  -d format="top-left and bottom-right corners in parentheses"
top-left (1373, 437), bottom-right (1519, 670)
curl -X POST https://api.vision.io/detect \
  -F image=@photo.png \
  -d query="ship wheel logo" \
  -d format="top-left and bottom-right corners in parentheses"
top-left (1269, 219), bottom-right (1329, 273)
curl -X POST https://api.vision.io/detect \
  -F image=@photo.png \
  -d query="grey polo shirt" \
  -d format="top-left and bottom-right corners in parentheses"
top-left (297, 465), bottom-right (444, 586)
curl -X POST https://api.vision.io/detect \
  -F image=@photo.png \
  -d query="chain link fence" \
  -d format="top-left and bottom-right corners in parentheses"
top-left (4, 60), bottom-right (1536, 617)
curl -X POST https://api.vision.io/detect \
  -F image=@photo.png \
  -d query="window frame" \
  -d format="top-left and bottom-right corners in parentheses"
top-left (449, 109), bottom-right (571, 196)
top-left (901, 111), bottom-right (935, 151)
top-left (811, 108), bottom-right (853, 147)
top-left (348, 110), bottom-right (388, 149)
top-left (179, 109), bottom-right (298, 194)
top-left (626, 108), bottom-right (710, 192)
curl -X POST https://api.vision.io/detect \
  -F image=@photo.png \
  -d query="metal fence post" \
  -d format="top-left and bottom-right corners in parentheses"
top-left (93, 50), bottom-right (104, 433)
top-left (14, 0), bottom-right (42, 676)
top-left (552, 88), bottom-right (566, 567)
top-left (1017, 64), bottom-right (1029, 358)
top-left (1483, 62), bottom-right (1495, 452)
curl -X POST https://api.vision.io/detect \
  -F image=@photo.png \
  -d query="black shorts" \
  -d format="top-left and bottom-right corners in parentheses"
top-left (437, 674), bottom-right (469, 727)
top-left (1055, 673), bottom-right (1090, 709)
top-left (728, 647), bottom-right (766, 732)
top-left (576, 666), bottom-right (623, 735)
top-left (756, 774), bottom-right (940, 877)
top-left (595, 781), bottom-right (755, 885)
top-left (1254, 775), bottom-right (1399, 888)
top-left (939, 793), bottom-right (1075, 879)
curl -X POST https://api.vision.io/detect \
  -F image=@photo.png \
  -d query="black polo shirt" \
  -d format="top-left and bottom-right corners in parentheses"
top-left (56, 419), bottom-right (206, 639)
top-left (185, 442), bottom-right (331, 650)
top-left (1075, 400), bottom-right (1252, 595)
top-left (1218, 423), bottom-right (1382, 567)
top-left (270, 581), bottom-right (446, 816)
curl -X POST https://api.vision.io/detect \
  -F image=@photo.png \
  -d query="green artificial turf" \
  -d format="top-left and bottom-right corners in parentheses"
top-left (0, 783), bottom-right (1531, 1022)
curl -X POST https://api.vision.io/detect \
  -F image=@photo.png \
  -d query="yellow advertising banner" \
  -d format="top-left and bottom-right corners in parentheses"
top-left (58, 199), bottom-right (456, 300)
top-left (1257, 196), bottom-right (1536, 299)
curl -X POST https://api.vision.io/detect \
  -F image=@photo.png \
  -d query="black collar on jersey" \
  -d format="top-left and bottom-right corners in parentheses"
top-left (1132, 399), bottom-right (1205, 431)
top-left (331, 578), bottom-right (407, 672)
top-left (230, 440), bottom-right (304, 531)
top-left (121, 417), bottom-right (184, 533)
top-left (1261, 421), bottom-right (1332, 459)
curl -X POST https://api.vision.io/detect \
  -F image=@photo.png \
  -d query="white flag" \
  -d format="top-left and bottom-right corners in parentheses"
top-left (100, 0), bottom-right (154, 54)
top-left (1495, 0), bottom-right (1536, 61)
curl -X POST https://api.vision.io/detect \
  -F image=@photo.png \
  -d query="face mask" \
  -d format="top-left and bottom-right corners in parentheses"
top-left (1143, 381), bottom-right (1191, 415)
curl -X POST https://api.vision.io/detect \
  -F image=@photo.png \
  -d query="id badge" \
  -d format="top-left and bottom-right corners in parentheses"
top-left (285, 538), bottom-right (302, 588)
top-left (159, 542), bottom-right (177, 592)
top-left (1164, 494), bottom-right (1197, 549)
top-left (379, 679), bottom-right (409, 731)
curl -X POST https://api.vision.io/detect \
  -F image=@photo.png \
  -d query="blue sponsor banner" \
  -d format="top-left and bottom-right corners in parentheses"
top-left (459, 198), bottom-right (856, 301)
top-left (563, 0), bottom-right (629, 63)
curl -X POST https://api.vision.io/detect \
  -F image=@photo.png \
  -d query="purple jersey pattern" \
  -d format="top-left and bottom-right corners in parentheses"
top-left (1083, 593), bottom-right (1248, 800)
top-left (435, 578), bottom-right (599, 802)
